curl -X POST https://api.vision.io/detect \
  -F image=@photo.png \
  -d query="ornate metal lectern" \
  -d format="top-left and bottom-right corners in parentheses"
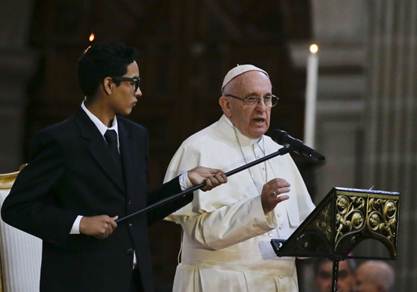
top-left (271, 187), bottom-right (400, 292)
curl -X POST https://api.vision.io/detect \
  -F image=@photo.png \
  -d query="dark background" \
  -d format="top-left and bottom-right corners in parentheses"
top-left (24, 1), bottom-right (313, 290)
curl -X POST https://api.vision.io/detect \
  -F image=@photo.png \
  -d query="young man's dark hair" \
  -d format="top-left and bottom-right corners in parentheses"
top-left (78, 42), bottom-right (137, 97)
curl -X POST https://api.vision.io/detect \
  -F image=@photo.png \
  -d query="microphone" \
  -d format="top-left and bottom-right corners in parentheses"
top-left (272, 129), bottom-right (325, 161)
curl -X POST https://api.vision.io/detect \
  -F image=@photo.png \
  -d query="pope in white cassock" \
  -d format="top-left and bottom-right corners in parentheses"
top-left (164, 64), bottom-right (315, 291)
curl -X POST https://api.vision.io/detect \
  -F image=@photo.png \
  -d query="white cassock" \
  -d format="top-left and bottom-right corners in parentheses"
top-left (164, 115), bottom-right (315, 292)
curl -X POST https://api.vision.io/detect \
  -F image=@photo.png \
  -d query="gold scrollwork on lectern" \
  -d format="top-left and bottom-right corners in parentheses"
top-left (333, 192), bottom-right (399, 256)
top-left (335, 195), bottom-right (366, 244)
top-left (367, 197), bottom-right (398, 246)
top-left (314, 202), bottom-right (333, 242)
top-left (272, 187), bottom-right (399, 260)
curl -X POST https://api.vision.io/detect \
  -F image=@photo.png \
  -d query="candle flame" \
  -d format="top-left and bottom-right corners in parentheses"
top-left (309, 43), bottom-right (319, 54)
top-left (89, 33), bottom-right (95, 42)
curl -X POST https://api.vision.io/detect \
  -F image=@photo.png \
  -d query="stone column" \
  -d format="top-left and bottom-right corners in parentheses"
top-left (0, 0), bottom-right (36, 172)
top-left (364, 0), bottom-right (417, 289)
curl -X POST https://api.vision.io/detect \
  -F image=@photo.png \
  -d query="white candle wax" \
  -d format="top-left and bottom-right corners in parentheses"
top-left (304, 44), bottom-right (319, 148)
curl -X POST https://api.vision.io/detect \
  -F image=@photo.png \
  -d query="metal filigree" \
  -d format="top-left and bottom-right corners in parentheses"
top-left (333, 191), bottom-right (399, 256)
top-left (314, 201), bottom-right (333, 242)
top-left (335, 195), bottom-right (366, 245)
top-left (366, 197), bottom-right (398, 252)
top-left (272, 187), bottom-right (399, 259)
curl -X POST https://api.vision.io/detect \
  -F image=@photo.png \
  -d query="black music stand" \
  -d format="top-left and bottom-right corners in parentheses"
top-left (271, 187), bottom-right (400, 292)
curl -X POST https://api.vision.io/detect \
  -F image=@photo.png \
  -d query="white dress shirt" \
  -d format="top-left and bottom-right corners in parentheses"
top-left (70, 102), bottom-right (191, 234)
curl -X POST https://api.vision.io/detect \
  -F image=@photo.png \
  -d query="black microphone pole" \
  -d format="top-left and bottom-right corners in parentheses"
top-left (116, 145), bottom-right (291, 223)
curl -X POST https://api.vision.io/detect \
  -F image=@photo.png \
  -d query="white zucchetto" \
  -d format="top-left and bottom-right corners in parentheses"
top-left (222, 64), bottom-right (269, 90)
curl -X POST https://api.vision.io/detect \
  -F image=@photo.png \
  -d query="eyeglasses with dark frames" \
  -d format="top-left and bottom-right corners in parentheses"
top-left (111, 76), bottom-right (140, 92)
top-left (224, 93), bottom-right (279, 107)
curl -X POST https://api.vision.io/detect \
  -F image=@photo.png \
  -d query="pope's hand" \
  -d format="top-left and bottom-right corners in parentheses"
top-left (80, 215), bottom-right (118, 239)
top-left (261, 178), bottom-right (290, 214)
top-left (187, 167), bottom-right (227, 191)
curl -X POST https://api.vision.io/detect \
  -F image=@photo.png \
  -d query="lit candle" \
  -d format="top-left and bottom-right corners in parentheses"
top-left (304, 43), bottom-right (319, 148)
top-left (89, 33), bottom-right (95, 42)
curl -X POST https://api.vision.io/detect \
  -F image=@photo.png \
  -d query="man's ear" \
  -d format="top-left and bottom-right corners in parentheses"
top-left (103, 77), bottom-right (113, 95)
top-left (219, 96), bottom-right (232, 118)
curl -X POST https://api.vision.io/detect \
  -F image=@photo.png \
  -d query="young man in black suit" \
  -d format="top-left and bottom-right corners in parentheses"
top-left (1, 42), bottom-right (226, 292)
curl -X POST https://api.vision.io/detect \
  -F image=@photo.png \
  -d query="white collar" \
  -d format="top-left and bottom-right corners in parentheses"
top-left (221, 115), bottom-right (263, 147)
top-left (81, 101), bottom-right (119, 137)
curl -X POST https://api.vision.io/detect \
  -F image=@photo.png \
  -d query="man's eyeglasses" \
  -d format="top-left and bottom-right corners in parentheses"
top-left (224, 93), bottom-right (279, 108)
top-left (111, 76), bottom-right (140, 92)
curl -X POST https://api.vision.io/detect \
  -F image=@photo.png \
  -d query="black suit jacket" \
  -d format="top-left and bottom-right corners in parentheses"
top-left (1, 109), bottom-right (192, 292)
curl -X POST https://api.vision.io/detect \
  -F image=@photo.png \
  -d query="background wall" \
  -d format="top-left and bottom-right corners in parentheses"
top-left (307, 0), bottom-right (417, 290)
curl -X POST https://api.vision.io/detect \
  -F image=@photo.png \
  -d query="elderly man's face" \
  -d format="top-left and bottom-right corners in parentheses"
top-left (355, 266), bottom-right (379, 292)
top-left (220, 71), bottom-right (272, 139)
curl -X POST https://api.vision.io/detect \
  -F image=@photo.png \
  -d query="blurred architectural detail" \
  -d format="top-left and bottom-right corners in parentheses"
top-left (363, 0), bottom-right (417, 290)
top-left (0, 0), bottom-right (36, 172)
top-left (292, 1), bottom-right (416, 290)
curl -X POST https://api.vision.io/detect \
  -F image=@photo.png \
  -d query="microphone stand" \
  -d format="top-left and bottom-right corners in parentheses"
top-left (116, 145), bottom-right (291, 223)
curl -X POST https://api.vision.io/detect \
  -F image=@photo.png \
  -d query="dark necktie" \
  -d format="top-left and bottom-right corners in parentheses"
top-left (104, 130), bottom-right (119, 156)
top-left (104, 130), bottom-right (122, 172)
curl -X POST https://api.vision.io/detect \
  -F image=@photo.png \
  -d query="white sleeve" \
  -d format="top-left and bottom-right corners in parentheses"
top-left (69, 215), bottom-right (83, 234)
top-left (178, 171), bottom-right (192, 190)
top-left (176, 195), bottom-right (277, 250)
top-left (165, 139), bottom-right (279, 249)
